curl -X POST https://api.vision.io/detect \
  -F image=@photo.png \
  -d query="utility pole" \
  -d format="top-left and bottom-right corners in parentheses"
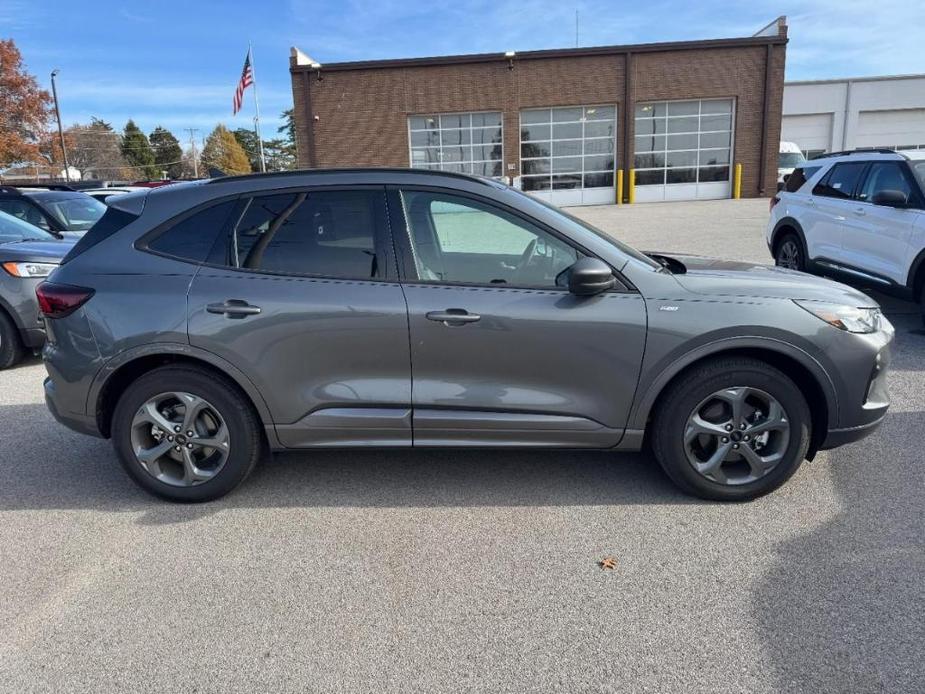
top-left (50, 70), bottom-right (71, 182)
top-left (185, 128), bottom-right (200, 178)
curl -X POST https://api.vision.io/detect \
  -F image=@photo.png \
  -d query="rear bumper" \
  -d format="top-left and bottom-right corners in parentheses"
top-left (44, 376), bottom-right (102, 438)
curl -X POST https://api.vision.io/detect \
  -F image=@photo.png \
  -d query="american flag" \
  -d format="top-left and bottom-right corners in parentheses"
top-left (232, 49), bottom-right (254, 115)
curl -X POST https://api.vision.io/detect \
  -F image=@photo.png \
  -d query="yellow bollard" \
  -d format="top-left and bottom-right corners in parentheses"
top-left (628, 169), bottom-right (636, 204)
top-left (733, 163), bottom-right (742, 199)
top-left (616, 169), bottom-right (624, 205)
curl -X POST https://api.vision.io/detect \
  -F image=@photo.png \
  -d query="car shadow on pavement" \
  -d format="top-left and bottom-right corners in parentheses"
top-left (0, 402), bottom-right (690, 521)
top-left (752, 409), bottom-right (924, 692)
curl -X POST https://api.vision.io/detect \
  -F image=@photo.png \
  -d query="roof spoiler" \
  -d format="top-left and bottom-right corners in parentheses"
top-left (106, 188), bottom-right (149, 216)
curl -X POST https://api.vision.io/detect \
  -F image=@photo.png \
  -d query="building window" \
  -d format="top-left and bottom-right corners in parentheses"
top-left (408, 112), bottom-right (503, 177)
top-left (634, 99), bottom-right (734, 186)
top-left (803, 149), bottom-right (827, 160)
top-left (520, 105), bottom-right (617, 192)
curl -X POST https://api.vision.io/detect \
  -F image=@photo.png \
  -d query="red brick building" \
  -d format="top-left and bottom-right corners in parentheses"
top-left (289, 18), bottom-right (787, 205)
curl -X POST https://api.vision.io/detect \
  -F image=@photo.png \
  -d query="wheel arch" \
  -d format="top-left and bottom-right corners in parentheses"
top-left (771, 217), bottom-right (809, 261)
top-left (633, 339), bottom-right (836, 460)
top-left (907, 247), bottom-right (925, 296)
top-left (90, 343), bottom-right (276, 443)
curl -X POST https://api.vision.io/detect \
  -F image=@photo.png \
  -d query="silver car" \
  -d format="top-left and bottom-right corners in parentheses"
top-left (40, 169), bottom-right (893, 502)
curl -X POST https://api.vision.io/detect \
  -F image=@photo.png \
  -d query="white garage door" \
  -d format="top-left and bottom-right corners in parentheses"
top-left (781, 113), bottom-right (833, 154)
top-left (855, 109), bottom-right (925, 150)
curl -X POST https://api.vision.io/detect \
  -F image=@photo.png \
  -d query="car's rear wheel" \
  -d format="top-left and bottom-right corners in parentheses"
top-left (651, 357), bottom-right (811, 501)
top-left (919, 282), bottom-right (925, 328)
top-left (111, 366), bottom-right (262, 502)
top-left (774, 233), bottom-right (805, 271)
top-left (0, 311), bottom-right (26, 370)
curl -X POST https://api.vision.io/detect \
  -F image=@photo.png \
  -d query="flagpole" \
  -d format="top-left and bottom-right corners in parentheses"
top-left (248, 42), bottom-right (267, 172)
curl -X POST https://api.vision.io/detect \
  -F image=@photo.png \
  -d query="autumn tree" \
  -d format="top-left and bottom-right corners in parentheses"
top-left (120, 119), bottom-right (159, 179)
top-left (0, 38), bottom-right (52, 166)
top-left (231, 127), bottom-right (261, 172)
top-left (149, 126), bottom-right (183, 179)
top-left (62, 118), bottom-right (133, 180)
top-left (200, 124), bottom-right (250, 175)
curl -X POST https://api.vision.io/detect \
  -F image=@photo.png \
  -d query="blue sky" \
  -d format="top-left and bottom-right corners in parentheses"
top-left (5, 0), bottom-right (923, 144)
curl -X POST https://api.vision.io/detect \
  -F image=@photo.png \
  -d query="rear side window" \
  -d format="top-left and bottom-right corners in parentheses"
top-left (784, 166), bottom-right (821, 193)
top-left (147, 200), bottom-right (236, 263)
top-left (221, 190), bottom-right (385, 279)
top-left (812, 162), bottom-right (867, 199)
top-left (61, 207), bottom-right (139, 264)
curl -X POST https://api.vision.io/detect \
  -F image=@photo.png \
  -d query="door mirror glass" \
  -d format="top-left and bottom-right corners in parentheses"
top-left (871, 189), bottom-right (909, 208)
top-left (564, 257), bottom-right (615, 296)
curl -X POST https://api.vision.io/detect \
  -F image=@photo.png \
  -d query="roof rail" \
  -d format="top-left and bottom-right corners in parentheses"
top-left (0, 185), bottom-right (25, 195)
top-left (7, 182), bottom-right (76, 191)
top-left (812, 148), bottom-right (898, 159)
top-left (207, 167), bottom-right (496, 187)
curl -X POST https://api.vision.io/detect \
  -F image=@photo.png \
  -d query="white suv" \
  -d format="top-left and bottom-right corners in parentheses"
top-left (767, 149), bottom-right (925, 324)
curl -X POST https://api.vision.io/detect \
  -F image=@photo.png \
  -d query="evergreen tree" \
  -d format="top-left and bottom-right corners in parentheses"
top-left (200, 124), bottom-right (250, 175)
top-left (120, 120), bottom-right (159, 179)
top-left (149, 126), bottom-right (183, 179)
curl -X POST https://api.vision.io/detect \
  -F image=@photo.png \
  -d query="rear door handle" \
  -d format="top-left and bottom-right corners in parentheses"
top-left (853, 207), bottom-right (866, 216)
top-left (206, 300), bottom-right (262, 318)
top-left (426, 308), bottom-right (481, 325)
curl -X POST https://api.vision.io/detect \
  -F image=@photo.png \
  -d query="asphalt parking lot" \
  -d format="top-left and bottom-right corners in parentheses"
top-left (1, 198), bottom-right (922, 693)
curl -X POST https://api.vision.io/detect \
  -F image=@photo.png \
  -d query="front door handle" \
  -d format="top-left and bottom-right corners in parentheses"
top-left (426, 308), bottom-right (481, 326)
top-left (206, 300), bottom-right (262, 318)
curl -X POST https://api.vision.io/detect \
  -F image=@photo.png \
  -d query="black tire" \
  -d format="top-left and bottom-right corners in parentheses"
top-left (919, 283), bottom-right (925, 328)
top-left (774, 232), bottom-right (805, 272)
top-left (111, 366), bottom-right (263, 502)
top-left (651, 357), bottom-right (811, 501)
top-left (0, 310), bottom-right (26, 370)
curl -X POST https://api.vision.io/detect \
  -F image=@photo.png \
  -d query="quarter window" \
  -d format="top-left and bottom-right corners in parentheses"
top-left (400, 190), bottom-right (579, 287)
top-left (229, 190), bottom-right (383, 279)
top-left (408, 112), bottom-right (503, 177)
top-left (784, 166), bottom-right (821, 193)
top-left (148, 200), bottom-right (236, 262)
top-left (813, 162), bottom-right (868, 199)
top-left (856, 162), bottom-right (912, 204)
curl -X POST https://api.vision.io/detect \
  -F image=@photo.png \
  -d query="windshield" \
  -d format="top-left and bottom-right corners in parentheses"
top-left (505, 188), bottom-right (663, 270)
top-left (778, 152), bottom-right (806, 168)
top-left (0, 210), bottom-right (56, 244)
top-left (40, 195), bottom-right (106, 231)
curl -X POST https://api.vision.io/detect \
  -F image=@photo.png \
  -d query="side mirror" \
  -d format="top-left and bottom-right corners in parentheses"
top-left (566, 257), bottom-right (616, 296)
top-left (871, 189), bottom-right (908, 208)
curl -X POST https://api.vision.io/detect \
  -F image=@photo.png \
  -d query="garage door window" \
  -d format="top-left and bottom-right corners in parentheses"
top-left (520, 106), bottom-right (617, 192)
top-left (408, 112), bottom-right (503, 177)
top-left (634, 99), bottom-right (734, 186)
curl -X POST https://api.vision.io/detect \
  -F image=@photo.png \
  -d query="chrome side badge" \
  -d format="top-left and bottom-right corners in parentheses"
top-left (659, 305), bottom-right (680, 312)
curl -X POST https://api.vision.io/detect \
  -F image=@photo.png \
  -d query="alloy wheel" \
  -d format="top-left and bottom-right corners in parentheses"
top-left (683, 386), bottom-right (790, 486)
top-left (777, 240), bottom-right (801, 270)
top-left (130, 391), bottom-right (230, 487)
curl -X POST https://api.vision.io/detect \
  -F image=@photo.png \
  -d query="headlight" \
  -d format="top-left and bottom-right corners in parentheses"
top-left (794, 300), bottom-right (882, 333)
top-left (1, 261), bottom-right (59, 278)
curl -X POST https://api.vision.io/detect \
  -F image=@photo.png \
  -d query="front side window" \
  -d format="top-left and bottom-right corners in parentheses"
top-left (228, 190), bottom-right (383, 279)
top-left (813, 162), bottom-right (868, 199)
top-left (856, 162), bottom-right (913, 204)
top-left (408, 112), bottom-right (503, 177)
top-left (399, 190), bottom-right (579, 287)
top-left (0, 210), bottom-right (55, 243)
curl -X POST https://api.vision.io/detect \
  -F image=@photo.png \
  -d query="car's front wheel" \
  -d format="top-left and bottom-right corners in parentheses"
top-left (651, 357), bottom-right (811, 501)
top-left (774, 233), bottom-right (805, 272)
top-left (111, 366), bottom-right (263, 502)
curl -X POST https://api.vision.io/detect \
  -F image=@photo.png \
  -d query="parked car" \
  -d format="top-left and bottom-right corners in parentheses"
top-left (40, 170), bottom-right (893, 502)
top-left (767, 149), bottom-right (925, 324)
top-left (0, 210), bottom-right (75, 368)
top-left (82, 186), bottom-right (149, 203)
top-left (0, 186), bottom-right (105, 237)
top-left (777, 141), bottom-right (807, 188)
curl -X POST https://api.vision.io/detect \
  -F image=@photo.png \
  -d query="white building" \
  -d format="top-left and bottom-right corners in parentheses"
top-left (782, 74), bottom-right (925, 158)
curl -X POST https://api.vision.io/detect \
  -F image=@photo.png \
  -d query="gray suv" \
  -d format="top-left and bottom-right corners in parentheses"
top-left (40, 170), bottom-right (894, 502)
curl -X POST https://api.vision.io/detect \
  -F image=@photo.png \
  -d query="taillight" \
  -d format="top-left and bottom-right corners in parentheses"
top-left (769, 196), bottom-right (780, 213)
top-left (35, 282), bottom-right (95, 318)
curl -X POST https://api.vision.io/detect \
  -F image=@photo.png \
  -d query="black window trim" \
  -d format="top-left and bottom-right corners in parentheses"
top-left (385, 184), bottom-right (634, 293)
top-left (853, 160), bottom-right (925, 210)
top-left (197, 184), bottom-right (399, 283)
